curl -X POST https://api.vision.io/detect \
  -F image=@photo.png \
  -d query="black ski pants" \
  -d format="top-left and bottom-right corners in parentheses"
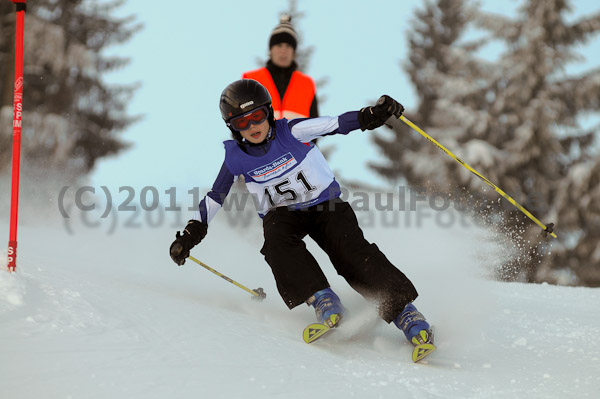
top-left (260, 198), bottom-right (418, 323)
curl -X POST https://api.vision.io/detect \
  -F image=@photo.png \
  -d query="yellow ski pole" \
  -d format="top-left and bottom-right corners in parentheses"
top-left (188, 255), bottom-right (267, 300)
top-left (380, 97), bottom-right (556, 238)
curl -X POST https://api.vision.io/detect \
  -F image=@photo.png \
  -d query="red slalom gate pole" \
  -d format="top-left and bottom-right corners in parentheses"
top-left (7, 0), bottom-right (26, 273)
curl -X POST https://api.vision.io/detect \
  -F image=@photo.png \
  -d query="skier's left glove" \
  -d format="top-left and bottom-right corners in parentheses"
top-left (358, 95), bottom-right (404, 131)
top-left (169, 220), bottom-right (208, 266)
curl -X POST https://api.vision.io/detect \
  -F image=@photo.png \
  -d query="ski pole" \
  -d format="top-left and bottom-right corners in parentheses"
top-left (188, 255), bottom-right (266, 300)
top-left (380, 97), bottom-right (557, 238)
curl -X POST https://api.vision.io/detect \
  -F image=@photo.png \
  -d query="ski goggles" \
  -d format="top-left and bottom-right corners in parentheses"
top-left (228, 106), bottom-right (269, 131)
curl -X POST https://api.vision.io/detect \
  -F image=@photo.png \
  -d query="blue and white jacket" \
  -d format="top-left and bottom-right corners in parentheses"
top-left (195, 111), bottom-right (361, 224)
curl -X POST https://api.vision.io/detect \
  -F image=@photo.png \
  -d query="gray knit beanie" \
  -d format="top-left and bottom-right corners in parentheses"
top-left (269, 14), bottom-right (297, 50)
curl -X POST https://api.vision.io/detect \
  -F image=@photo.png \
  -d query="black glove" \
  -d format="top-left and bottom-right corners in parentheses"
top-left (169, 220), bottom-right (208, 265)
top-left (358, 95), bottom-right (404, 131)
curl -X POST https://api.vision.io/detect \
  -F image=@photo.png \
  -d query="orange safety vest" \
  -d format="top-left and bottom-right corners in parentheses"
top-left (243, 67), bottom-right (316, 120)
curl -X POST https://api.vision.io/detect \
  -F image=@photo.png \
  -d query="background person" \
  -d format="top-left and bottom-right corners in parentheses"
top-left (243, 15), bottom-right (319, 120)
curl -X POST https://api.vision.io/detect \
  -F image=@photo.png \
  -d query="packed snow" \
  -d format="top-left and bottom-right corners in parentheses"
top-left (1, 192), bottom-right (599, 399)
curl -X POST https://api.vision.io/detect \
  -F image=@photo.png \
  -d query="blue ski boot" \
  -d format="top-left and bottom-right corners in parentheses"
top-left (306, 288), bottom-right (345, 328)
top-left (393, 303), bottom-right (436, 362)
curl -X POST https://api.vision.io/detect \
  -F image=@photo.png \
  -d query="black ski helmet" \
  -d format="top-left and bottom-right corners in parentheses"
top-left (220, 79), bottom-right (275, 142)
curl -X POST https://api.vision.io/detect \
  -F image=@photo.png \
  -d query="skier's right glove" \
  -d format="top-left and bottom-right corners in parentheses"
top-left (169, 219), bottom-right (208, 266)
top-left (358, 95), bottom-right (404, 131)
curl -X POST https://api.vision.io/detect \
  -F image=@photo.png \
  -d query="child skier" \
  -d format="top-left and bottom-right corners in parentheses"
top-left (169, 79), bottom-right (435, 361)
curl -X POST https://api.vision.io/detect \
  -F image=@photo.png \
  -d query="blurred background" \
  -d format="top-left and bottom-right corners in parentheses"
top-left (1, 0), bottom-right (599, 286)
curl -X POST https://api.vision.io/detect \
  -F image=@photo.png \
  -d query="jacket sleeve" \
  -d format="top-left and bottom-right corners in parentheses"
top-left (287, 111), bottom-right (361, 143)
top-left (193, 161), bottom-right (236, 224)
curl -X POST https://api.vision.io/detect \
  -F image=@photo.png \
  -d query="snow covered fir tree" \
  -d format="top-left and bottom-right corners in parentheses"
top-left (0, 0), bottom-right (140, 175)
top-left (371, 0), bottom-right (600, 286)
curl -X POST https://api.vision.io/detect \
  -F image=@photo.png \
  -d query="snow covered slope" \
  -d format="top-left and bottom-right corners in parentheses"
top-left (1, 202), bottom-right (599, 399)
